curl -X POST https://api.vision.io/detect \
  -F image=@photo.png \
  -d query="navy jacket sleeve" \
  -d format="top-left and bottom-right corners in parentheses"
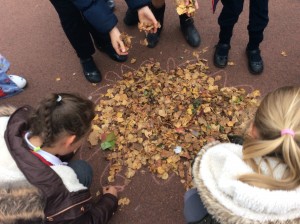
top-left (71, 0), bottom-right (150, 34)
top-left (125, 0), bottom-right (150, 10)
top-left (71, 0), bottom-right (118, 34)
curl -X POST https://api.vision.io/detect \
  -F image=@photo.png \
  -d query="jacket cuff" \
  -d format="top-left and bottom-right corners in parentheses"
top-left (125, 0), bottom-right (150, 10)
top-left (71, 0), bottom-right (118, 33)
top-left (100, 193), bottom-right (118, 212)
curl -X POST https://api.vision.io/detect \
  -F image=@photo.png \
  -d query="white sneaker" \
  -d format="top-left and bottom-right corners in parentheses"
top-left (8, 75), bottom-right (27, 89)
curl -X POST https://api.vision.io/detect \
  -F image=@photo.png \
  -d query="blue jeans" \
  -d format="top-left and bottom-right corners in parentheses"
top-left (184, 188), bottom-right (208, 223)
top-left (68, 160), bottom-right (93, 188)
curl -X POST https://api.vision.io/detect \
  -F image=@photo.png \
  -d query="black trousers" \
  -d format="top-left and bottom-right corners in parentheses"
top-left (218, 0), bottom-right (269, 50)
top-left (50, 0), bottom-right (111, 59)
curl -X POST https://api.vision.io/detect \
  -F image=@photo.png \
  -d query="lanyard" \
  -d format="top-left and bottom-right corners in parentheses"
top-left (24, 132), bottom-right (67, 166)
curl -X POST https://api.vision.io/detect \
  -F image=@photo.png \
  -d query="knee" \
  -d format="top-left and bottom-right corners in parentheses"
top-left (68, 160), bottom-right (93, 188)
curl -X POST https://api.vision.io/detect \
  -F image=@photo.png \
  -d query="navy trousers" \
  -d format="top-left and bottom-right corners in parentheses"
top-left (218, 0), bottom-right (269, 50)
top-left (50, 0), bottom-right (112, 59)
top-left (50, 0), bottom-right (95, 59)
top-left (68, 160), bottom-right (93, 188)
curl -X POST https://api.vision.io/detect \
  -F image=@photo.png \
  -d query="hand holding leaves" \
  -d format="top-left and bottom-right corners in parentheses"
top-left (137, 6), bottom-right (159, 33)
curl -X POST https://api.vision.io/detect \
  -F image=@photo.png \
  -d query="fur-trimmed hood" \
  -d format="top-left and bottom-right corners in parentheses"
top-left (0, 106), bottom-right (45, 223)
top-left (0, 182), bottom-right (45, 224)
top-left (193, 142), bottom-right (300, 224)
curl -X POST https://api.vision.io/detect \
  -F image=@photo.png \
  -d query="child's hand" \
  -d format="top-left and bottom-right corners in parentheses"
top-left (103, 186), bottom-right (118, 197)
top-left (138, 6), bottom-right (158, 33)
top-left (109, 27), bottom-right (128, 55)
top-left (186, 0), bottom-right (199, 9)
top-left (185, 0), bottom-right (199, 17)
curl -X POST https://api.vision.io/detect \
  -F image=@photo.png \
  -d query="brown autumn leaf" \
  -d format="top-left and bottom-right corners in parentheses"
top-left (120, 32), bottom-right (133, 52)
top-left (138, 22), bottom-right (161, 33)
top-left (118, 197), bottom-right (130, 206)
top-left (175, 0), bottom-right (196, 16)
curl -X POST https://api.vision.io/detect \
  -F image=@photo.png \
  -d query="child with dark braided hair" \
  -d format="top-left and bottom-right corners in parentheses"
top-left (0, 93), bottom-right (117, 223)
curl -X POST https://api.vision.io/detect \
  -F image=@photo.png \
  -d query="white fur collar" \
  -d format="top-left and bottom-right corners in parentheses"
top-left (0, 117), bottom-right (86, 192)
top-left (198, 143), bottom-right (300, 222)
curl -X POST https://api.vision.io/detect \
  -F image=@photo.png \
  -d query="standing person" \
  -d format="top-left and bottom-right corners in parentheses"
top-left (184, 86), bottom-right (300, 223)
top-left (50, 0), bottom-right (158, 83)
top-left (213, 0), bottom-right (269, 74)
top-left (0, 93), bottom-right (118, 223)
top-left (123, 0), bottom-right (201, 48)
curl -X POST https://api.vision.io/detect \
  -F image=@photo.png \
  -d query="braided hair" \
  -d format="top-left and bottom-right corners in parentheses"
top-left (28, 93), bottom-right (95, 147)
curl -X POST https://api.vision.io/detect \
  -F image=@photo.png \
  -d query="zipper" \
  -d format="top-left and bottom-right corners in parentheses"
top-left (46, 196), bottom-right (92, 221)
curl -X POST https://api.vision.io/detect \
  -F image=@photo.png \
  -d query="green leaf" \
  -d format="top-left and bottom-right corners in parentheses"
top-left (101, 141), bottom-right (114, 150)
top-left (192, 98), bottom-right (202, 109)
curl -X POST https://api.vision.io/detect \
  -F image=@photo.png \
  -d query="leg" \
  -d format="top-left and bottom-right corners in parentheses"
top-left (179, 13), bottom-right (201, 48)
top-left (214, 0), bottom-right (244, 68)
top-left (184, 188), bottom-right (208, 223)
top-left (246, 0), bottom-right (268, 74)
top-left (218, 0), bottom-right (244, 45)
top-left (50, 0), bottom-right (102, 83)
top-left (49, 0), bottom-right (95, 59)
top-left (177, 0), bottom-right (201, 48)
top-left (68, 160), bottom-right (93, 188)
top-left (146, 0), bottom-right (166, 48)
top-left (247, 0), bottom-right (269, 50)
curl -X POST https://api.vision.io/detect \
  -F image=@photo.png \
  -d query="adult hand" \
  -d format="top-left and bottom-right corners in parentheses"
top-left (109, 27), bottom-right (128, 55)
top-left (138, 6), bottom-right (158, 33)
top-left (103, 185), bottom-right (118, 197)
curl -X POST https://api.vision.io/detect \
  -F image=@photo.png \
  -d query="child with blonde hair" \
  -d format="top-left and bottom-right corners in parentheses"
top-left (0, 93), bottom-right (118, 223)
top-left (184, 86), bottom-right (300, 223)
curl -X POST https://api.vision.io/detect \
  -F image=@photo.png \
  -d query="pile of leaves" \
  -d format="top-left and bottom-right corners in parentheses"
top-left (88, 60), bottom-right (261, 189)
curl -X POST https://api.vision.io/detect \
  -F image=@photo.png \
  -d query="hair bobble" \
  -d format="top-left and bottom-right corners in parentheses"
top-left (56, 95), bottom-right (62, 103)
top-left (281, 129), bottom-right (295, 137)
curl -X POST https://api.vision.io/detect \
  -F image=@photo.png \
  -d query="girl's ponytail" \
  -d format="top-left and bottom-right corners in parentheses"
top-left (239, 86), bottom-right (300, 190)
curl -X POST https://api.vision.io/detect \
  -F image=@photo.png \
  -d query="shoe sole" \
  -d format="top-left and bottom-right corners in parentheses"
top-left (213, 61), bottom-right (227, 69)
top-left (248, 67), bottom-right (263, 75)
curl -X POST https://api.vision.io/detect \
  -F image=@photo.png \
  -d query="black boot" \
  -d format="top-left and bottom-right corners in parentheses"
top-left (179, 14), bottom-right (201, 47)
top-left (213, 43), bottom-right (231, 68)
top-left (146, 4), bottom-right (165, 48)
top-left (80, 57), bottom-right (102, 83)
top-left (123, 8), bottom-right (139, 26)
top-left (246, 48), bottom-right (264, 74)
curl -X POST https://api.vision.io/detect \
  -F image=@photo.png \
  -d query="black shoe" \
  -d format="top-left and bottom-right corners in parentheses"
top-left (80, 57), bottom-right (102, 83)
top-left (95, 41), bottom-right (127, 63)
top-left (146, 4), bottom-right (165, 48)
top-left (246, 49), bottom-right (264, 74)
top-left (123, 8), bottom-right (139, 26)
top-left (180, 14), bottom-right (201, 48)
top-left (213, 43), bottom-right (230, 68)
